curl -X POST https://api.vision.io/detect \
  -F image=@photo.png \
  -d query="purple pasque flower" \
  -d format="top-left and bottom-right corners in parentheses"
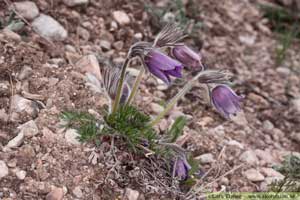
top-left (211, 84), bottom-right (243, 119)
top-left (171, 45), bottom-right (202, 69)
top-left (145, 49), bottom-right (183, 85)
top-left (173, 156), bottom-right (192, 181)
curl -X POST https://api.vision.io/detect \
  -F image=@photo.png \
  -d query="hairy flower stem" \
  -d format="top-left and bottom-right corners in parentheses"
top-left (150, 70), bottom-right (204, 126)
top-left (126, 66), bottom-right (145, 106)
top-left (112, 58), bottom-right (130, 113)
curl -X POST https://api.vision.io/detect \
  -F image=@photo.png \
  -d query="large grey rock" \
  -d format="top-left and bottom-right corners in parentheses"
top-left (32, 14), bottom-right (68, 41)
top-left (11, 1), bottom-right (39, 20)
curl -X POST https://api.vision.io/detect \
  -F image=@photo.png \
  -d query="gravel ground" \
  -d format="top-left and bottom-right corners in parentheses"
top-left (0, 0), bottom-right (300, 199)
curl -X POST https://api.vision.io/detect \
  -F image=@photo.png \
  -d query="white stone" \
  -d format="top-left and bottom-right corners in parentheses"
top-left (262, 120), bottom-right (274, 131)
top-left (11, 1), bottom-right (39, 20)
top-left (2, 28), bottom-right (21, 41)
top-left (124, 188), bottom-right (139, 200)
top-left (0, 160), bottom-right (9, 179)
top-left (72, 186), bottom-right (83, 198)
top-left (112, 11), bottom-right (130, 25)
top-left (16, 170), bottom-right (27, 180)
top-left (291, 132), bottom-right (300, 143)
top-left (134, 33), bottom-right (143, 40)
top-left (18, 65), bottom-right (33, 80)
top-left (0, 81), bottom-right (9, 94)
top-left (76, 54), bottom-right (101, 81)
top-left (0, 108), bottom-right (9, 122)
top-left (6, 131), bottom-right (25, 148)
top-left (127, 68), bottom-right (140, 77)
top-left (32, 14), bottom-right (68, 41)
top-left (65, 129), bottom-right (81, 145)
top-left (77, 26), bottom-right (90, 40)
top-left (196, 153), bottom-right (215, 164)
top-left (10, 95), bottom-right (39, 120)
top-left (240, 150), bottom-right (259, 165)
top-left (260, 168), bottom-right (284, 179)
top-left (255, 149), bottom-right (274, 164)
top-left (292, 98), bottom-right (300, 113)
top-left (63, 0), bottom-right (89, 7)
top-left (276, 67), bottom-right (291, 76)
top-left (244, 168), bottom-right (265, 182)
top-left (239, 35), bottom-right (256, 46)
top-left (163, 12), bottom-right (175, 23)
top-left (226, 140), bottom-right (244, 149)
top-left (46, 187), bottom-right (64, 200)
top-left (18, 120), bottom-right (39, 137)
top-left (150, 103), bottom-right (164, 114)
top-left (99, 40), bottom-right (111, 51)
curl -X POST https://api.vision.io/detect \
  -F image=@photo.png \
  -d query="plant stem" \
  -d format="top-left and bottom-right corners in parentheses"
top-left (149, 71), bottom-right (204, 126)
top-left (112, 58), bottom-right (130, 113)
top-left (126, 67), bottom-right (145, 106)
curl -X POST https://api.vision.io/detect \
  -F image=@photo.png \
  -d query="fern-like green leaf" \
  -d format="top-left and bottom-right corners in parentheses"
top-left (168, 116), bottom-right (187, 142)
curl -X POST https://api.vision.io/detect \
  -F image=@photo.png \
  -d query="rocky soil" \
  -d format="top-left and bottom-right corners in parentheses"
top-left (0, 0), bottom-right (300, 199)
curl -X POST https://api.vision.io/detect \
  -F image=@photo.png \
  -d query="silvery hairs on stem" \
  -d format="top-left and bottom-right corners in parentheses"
top-left (153, 23), bottom-right (186, 47)
top-left (86, 66), bottom-right (131, 111)
top-left (127, 23), bottom-right (186, 85)
top-left (196, 70), bottom-right (232, 84)
top-left (129, 23), bottom-right (185, 58)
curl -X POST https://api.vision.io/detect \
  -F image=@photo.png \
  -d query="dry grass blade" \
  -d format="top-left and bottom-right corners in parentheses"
top-left (185, 164), bottom-right (244, 199)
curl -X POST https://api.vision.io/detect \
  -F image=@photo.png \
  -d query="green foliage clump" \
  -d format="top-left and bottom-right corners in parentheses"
top-left (144, 0), bottom-right (202, 34)
top-left (167, 116), bottom-right (187, 143)
top-left (61, 111), bottom-right (105, 142)
top-left (105, 105), bottom-right (157, 151)
top-left (61, 106), bottom-right (158, 152)
top-left (260, 4), bottom-right (300, 65)
top-left (269, 154), bottom-right (300, 192)
top-left (0, 12), bottom-right (25, 32)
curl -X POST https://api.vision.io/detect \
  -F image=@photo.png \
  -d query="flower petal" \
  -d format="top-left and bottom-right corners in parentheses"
top-left (211, 85), bottom-right (242, 119)
top-left (146, 49), bottom-right (182, 71)
top-left (166, 66), bottom-right (183, 78)
top-left (148, 64), bottom-right (171, 84)
top-left (172, 45), bottom-right (201, 68)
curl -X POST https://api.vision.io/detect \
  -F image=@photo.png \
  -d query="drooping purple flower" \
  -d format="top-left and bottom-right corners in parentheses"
top-left (173, 156), bottom-right (192, 181)
top-left (211, 84), bottom-right (243, 119)
top-left (145, 49), bottom-right (183, 85)
top-left (171, 45), bottom-right (202, 69)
